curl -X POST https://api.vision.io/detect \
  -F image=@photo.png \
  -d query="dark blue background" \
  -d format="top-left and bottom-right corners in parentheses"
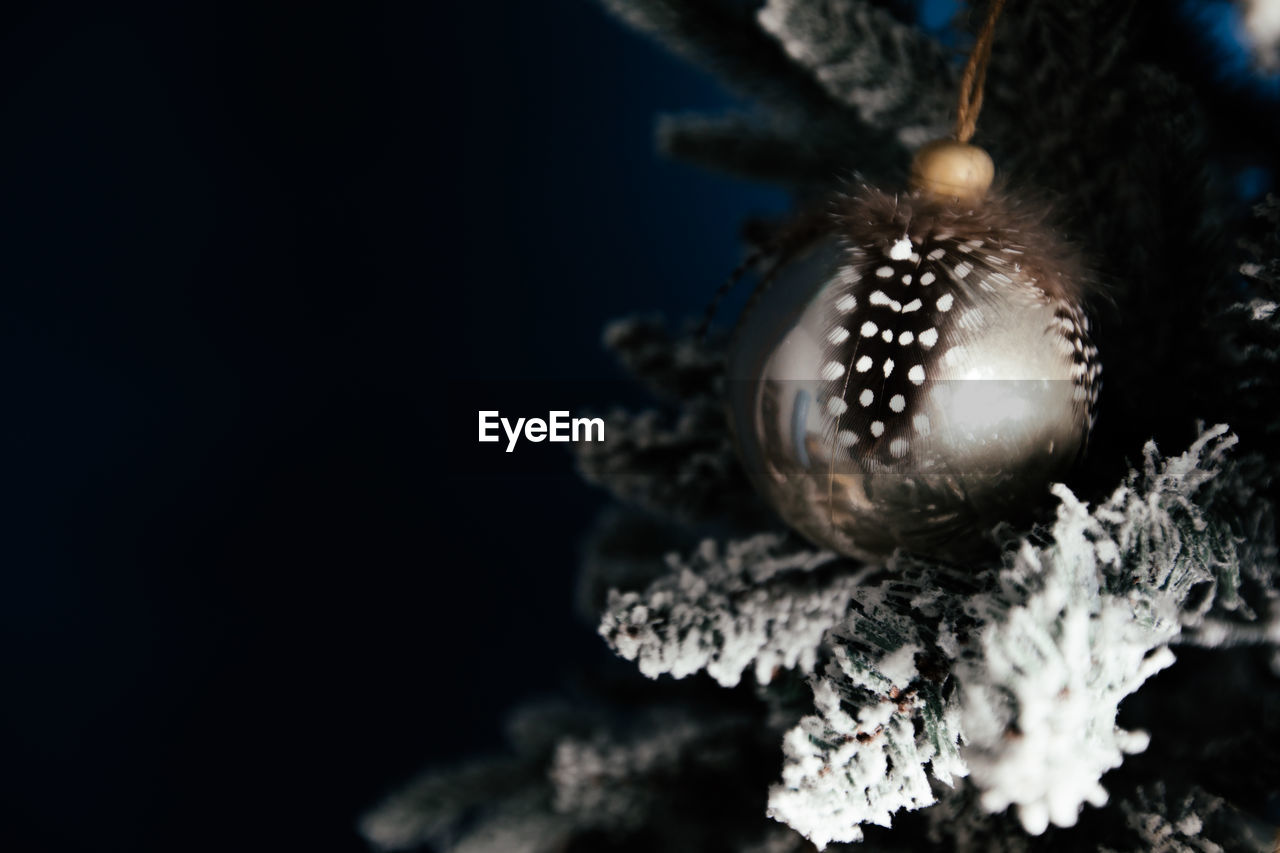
top-left (0, 1), bottom-right (783, 850)
top-left (1, 1), bottom-right (1271, 851)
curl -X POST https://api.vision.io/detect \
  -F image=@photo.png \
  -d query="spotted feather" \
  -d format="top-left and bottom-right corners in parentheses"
top-left (818, 186), bottom-right (1100, 465)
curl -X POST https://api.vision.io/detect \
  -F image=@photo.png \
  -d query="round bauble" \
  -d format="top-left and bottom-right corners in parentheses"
top-left (725, 183), bottom-right (1100, 561)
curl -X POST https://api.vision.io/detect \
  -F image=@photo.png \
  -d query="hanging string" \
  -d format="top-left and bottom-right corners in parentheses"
top-left (702, 2), bottom-right (1010, 339)
top-left (695, 248), bottom-right (767, 341)
top-left (954, 0), bottom-right (1008, 143)
top-left (696, 210), bottom-right (830, 341)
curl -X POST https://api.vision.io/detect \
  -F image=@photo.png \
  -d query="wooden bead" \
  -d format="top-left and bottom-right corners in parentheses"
top-left (909, 139), bottom-right (994, 202)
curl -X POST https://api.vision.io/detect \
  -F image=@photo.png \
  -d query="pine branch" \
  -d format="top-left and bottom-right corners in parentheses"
top-left (599, 316), bottom-right (723, 403)
top-left (600, 533), bottom-right (861, 687)
top-left (363, 701), bottom-right (794, 853)
top-left (595, 0), bottom-right (850, 121)
top-left (1104, 782), bottom-right (1278, 853)
top-left (361, 756), bottom-right (554, 852)
top-left (575, 400), bottom-right (751, 521)
top-left (574, 318), bottom-right (761, 522)
top-left (595, 0), bottom-right (912, 182)
top-left (607, 426), bottom-right (1269, 846)
top-left (1216, 197), bottom-right (1280, 466)
top-left (755, 0), bottom-right (954, 148)
top-left (658, 111), bottom-right (875, 187)
top-left (958, 427), bottom-right (1252, 836)
top-left (766, 558), bottom-right (971, 847)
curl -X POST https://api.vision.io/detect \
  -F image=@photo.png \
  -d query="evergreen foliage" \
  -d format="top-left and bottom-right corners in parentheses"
top-left (363, 2), bottom-right (1280, 849)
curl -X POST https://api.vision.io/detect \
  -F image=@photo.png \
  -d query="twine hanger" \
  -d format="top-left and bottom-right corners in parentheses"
top-left (954, 0), bottom-right (1009, 144)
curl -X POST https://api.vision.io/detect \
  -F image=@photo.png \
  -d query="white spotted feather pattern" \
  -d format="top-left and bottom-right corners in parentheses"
top-left (820, 224), bottom-right (1099, 464)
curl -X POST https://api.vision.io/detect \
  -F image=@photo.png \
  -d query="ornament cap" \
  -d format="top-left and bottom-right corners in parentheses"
top-left (909, 139), bottom-right (994, 202)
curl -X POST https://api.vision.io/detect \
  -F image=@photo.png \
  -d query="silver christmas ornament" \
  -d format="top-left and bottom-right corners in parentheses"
top-left (726, 169), bottom-right (1100, 561)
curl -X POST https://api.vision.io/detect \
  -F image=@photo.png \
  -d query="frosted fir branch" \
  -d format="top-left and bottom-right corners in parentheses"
top-left (958, 538), bottom-right (1169, 835)
top-left (601, 316), bottom-right (723, 402)
top-left (550, 712), bottom-right (733, 829)
top-left (657, 111), bottom-right (875, 187)
top-left (768, 682), bottom-right (949, 848)
top-left (1103, 782), bottom-right (1279, 853)
top-left (1236, 193), bottom-right (1278, 288)
top-left (766, 561), bottom-right (970, 848)
top-left (1098, 429), bottom-right (1278, 643)
top-left (574, 399), bottom-right (751, 521)
top-left (594, 0), bottom-right (847, 122)
top-left (360, 756), bottom-right (549, 852)
top-left (362, 701), bottom-right (788, 853)
top-left (1090, 426), bottom-right (1242, 619)
top-left (760, 428), bottom-right (1259, 846)
top-left (596, 0), bottom-right (909, 183)
top-left (578, 319), bottom-right (768, 522)
top-left (958, 427), bottom-right (1247, 837)
top-left (1218, 197), bottom-right (1280, 461)
top-left (361, 701), bottom-right (603, 852)
top-left (1175, 449), bottom-right (1280, 639)
top-left (444, 803), bottom-right (575, 853)
top-left (1111, 791), bottom-right (1223, 853)
top-left (586, 404), bottom-right (1272, 845)
top-left (1174, 612), bottom-right (1280, 648)
top-left (600, 533), bottom-right (862, 687)
top-left (1220, 295), bottom-right (1280, 406)
top-left (755, 0), bottom-right (953, 149)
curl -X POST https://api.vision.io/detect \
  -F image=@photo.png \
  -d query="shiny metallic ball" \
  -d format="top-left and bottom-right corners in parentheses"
top-left (726, 189), bottom-right (1099, 561)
